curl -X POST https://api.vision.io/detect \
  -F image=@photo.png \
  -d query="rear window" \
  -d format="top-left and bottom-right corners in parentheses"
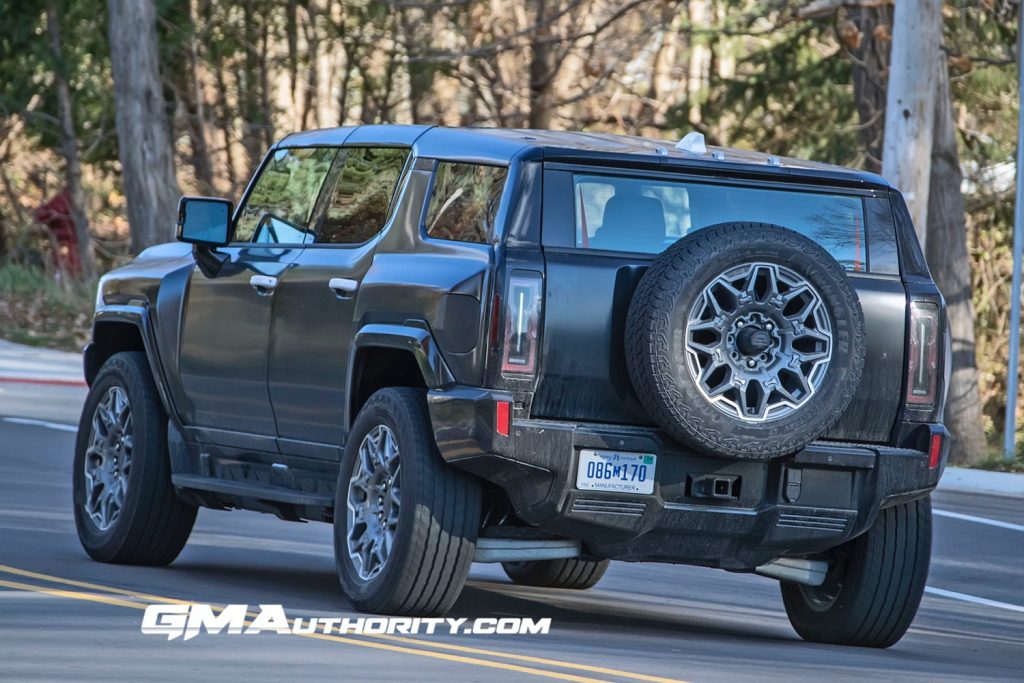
top-left (574, 174), bottom-right (867, 272)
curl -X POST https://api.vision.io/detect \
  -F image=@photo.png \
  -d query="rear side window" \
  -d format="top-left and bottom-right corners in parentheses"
top-left (574, 175), bottom-right (868, 272)
top-left (318, 147), bottom-right (409, 244)
top-left (235, 147), bottom-right (337, 243)
top-left (425, 162), bottom-right (507, 244)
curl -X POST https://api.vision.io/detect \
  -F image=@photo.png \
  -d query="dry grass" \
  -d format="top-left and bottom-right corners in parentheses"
top-left (0, 264), bottom-right (94, 351)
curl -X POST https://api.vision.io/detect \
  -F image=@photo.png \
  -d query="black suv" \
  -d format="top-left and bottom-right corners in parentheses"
top-left (75, 125), bottom-right (948, 648)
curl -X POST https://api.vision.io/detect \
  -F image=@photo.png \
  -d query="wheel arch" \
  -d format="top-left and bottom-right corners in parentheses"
top-left (349, 323), bottom-right (455, 429)
top-left (85, 307), bottom-right (177, 423)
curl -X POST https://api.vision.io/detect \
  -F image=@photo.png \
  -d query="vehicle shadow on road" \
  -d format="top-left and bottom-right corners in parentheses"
top-left (451, 579), bottom-right (796, 645)
top-left (158, 558), bottom-right (793, 644)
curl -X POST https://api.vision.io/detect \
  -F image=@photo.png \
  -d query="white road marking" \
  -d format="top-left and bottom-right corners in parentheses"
top-left (1, 417), bottom-right (77, 433)
top-left (934, 509), bottom-right (1024, 533)
top-left (925, 587), bottom-right (1024, 614)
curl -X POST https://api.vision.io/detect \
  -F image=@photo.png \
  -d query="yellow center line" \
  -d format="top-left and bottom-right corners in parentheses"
top-left (0, 578), bottom-right (147, 610)
top-left (0, 574), bottom-right (604, 683)
top-left (0, 565), bottom-right (194, 605)
top-left (0, 564), bottom-right (688, 683)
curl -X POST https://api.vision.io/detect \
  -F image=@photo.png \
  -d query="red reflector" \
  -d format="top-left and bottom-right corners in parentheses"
top-left (496, 401), bottom-right (511, 437)
top-left (928, 433), bottom-right (942, 469)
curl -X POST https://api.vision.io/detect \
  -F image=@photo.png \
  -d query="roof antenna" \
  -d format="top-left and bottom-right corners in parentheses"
top-left (675, 132), bottom-right (706, 155)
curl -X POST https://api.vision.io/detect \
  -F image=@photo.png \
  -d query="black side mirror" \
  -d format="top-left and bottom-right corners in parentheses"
top-left (176, 196), bottom-right (233, 247)
top-left (177, 196), bottom-right (233, 277)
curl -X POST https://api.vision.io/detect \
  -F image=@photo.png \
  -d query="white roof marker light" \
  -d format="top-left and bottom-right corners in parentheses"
top-left (675, 131), bottom-right (706, 155)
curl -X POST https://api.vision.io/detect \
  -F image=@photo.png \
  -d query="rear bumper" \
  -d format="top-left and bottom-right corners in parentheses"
top-left (427, 386), bottom-right (947, 569)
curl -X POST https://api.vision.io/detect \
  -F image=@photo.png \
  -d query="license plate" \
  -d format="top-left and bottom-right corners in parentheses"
top-left (575, 450), bottom-right (656, 495)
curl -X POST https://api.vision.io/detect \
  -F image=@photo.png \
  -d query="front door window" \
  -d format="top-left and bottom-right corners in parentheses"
top-left (234, 147), bottom-right (338, 244)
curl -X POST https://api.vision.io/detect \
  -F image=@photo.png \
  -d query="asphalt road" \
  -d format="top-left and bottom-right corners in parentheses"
top-left (1, 383), bottom-right (1021, 682)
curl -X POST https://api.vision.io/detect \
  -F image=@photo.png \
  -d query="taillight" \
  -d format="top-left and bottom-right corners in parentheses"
top-left (500, 273), bottom-right (543, 376)
top-left (906, 301), bottom-right (940, 407)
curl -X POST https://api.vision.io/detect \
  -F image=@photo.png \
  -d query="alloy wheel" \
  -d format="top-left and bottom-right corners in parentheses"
top-left (684, 261), bottom-right (833, 422)
top-left (83, 385), bottom-right (133, 531)
top-left (346, 424), bottom-right (402, 581)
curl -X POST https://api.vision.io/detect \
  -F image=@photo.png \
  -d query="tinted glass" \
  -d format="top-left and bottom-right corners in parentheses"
top-left (574, 175), bottom-right (868, 272)
top-left (318, 147), bottom-right (409, 244)
top-left (425, 162), bottom-right (507, 244)
top-left (235, 147), bottom-right (337, 243)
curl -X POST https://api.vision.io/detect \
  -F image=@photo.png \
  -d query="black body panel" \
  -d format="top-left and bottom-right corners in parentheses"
top-left (428, 386), bottom-right (947, 567)
top-left (535, 165), bottom-right (907, 444)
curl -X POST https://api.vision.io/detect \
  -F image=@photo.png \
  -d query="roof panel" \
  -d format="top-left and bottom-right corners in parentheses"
top-left (274, 125), bottom-right (890, 189)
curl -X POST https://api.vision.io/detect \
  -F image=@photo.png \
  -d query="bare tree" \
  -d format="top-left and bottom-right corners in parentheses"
top-left (881, 0), bottom-right (941, 249)
top-left (925, 61), bottom-right (986, 466)
top-left (45, 0), bottom-right (97, 279)
top-left (107, 0), bottom-right (182, 253)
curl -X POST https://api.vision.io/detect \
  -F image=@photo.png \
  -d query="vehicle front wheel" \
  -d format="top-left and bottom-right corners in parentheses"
top-left (73, 352), bottom-right (197, 565)
top-left (502, 558), bottom-right (609, 590)
top-left (335, 387), bottom-right (481, 616)
top-left (780, 496), bottom-right (932, 648)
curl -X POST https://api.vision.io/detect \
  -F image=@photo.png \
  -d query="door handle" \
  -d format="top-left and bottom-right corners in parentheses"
top-left (249, 275), bottom-right (278, 296)
top-left (328, 277), bottom-right (359, 299)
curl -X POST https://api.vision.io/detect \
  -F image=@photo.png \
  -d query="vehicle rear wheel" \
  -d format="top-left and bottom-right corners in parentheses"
top-left (502, 558), bottom-right (609, 590)
top-left (626, 222), bottom-right (866, 459)
top-left (73, 352), bottom-right (197, 565)
top-left (335, 387), bottom-right (481, 616)
top-left (780, 496), bottom-right (932, 648)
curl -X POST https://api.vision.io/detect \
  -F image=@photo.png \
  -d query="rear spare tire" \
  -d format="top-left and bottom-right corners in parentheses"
top-left (626, 222), bottom-right (865, 459)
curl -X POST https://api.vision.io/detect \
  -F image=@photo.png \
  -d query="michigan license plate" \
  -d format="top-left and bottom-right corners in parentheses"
top-left (575, 450), bottom-right (656, 494)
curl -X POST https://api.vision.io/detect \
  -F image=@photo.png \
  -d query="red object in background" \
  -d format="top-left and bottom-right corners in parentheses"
top-left (34, 189), bottom-right (81, 276)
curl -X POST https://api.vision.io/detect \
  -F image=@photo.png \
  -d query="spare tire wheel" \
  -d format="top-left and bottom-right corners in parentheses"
top-left (625, 222), bottom-right (866, 460)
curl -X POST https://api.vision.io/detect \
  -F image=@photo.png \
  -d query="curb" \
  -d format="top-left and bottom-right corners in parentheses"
top-left (0, 376), bottom-right (87, 387)
top-left (938, 466), bottom-right (1024, 500)
top-left (0, 339), bottom-right (84, 387)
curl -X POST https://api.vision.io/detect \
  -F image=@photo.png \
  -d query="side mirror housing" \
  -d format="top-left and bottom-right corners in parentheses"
top-left (177, 196), bottom-right (233, 247)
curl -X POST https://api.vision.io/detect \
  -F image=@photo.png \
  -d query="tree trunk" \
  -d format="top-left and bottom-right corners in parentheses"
top-left (881, 0), bottom-right (941, 249)
top-left (925, 61), bottom-right (987, 466)
top-left (848, 4), bottom-right (890, 174)
top-left (212, 61), bottom-right (239, 192)
top-left (300, 1), bottom-right (320, 130)
top-left (258, 19), bottom-right (275, 149)
top-left (687, 0), bottom-right (711, 126)
top-left (46, 1), bottom-right (97, 279)
top-left (286, 0), bottom-right (299, 105)
top-left (185, 0), bottom-right (215, 195)
top-left (241, 0), bottom-right (264, 178)
top-left (402, 6), bottom-right (435, 124)
top-left (528, 0), bottom-right (556, 129)
top-left (107, 0), bottom-right (182, 253)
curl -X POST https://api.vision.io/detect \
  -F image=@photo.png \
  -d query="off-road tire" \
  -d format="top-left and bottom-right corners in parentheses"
top-left (781, 496), bottom-right (932, 648)
top-left (73, 352), bottom-right (197, 565)
top-left (626, 222), bottom-right (866, 459)
top-left (335, 388), bottom-right (481, 616)
top-left (502, 558), bottom-right (610, 590)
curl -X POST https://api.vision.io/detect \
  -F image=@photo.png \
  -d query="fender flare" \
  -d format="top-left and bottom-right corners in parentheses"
top-left (86, 305), bottom-right (180, 426)
top-left (351, 322), bottom-right (456, 390)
